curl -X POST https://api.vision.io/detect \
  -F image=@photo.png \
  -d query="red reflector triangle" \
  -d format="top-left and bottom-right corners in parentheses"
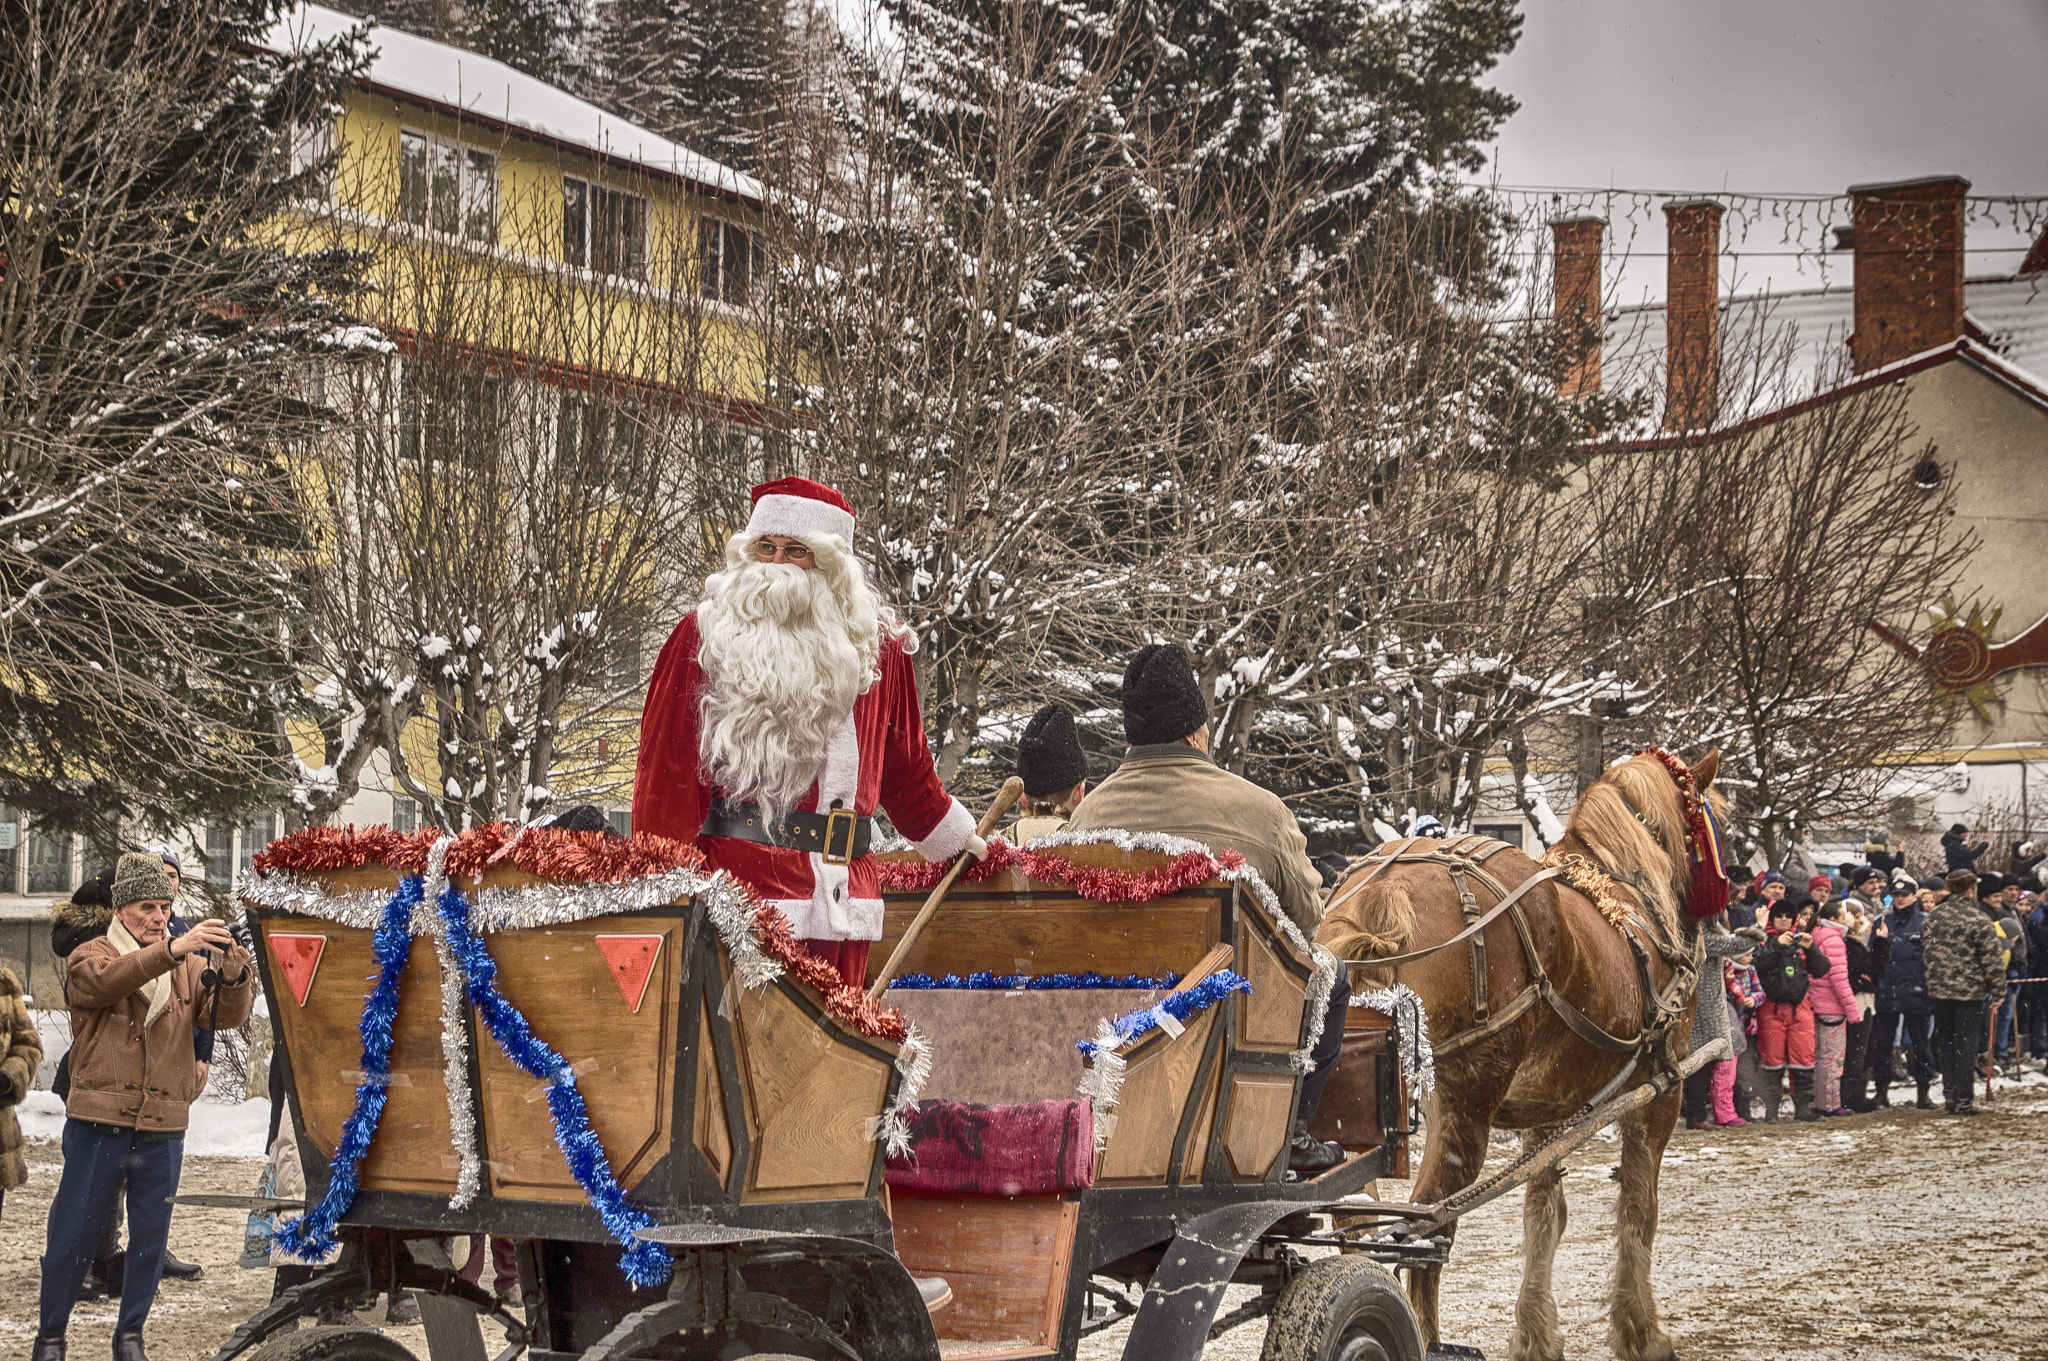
top-left (268, 934), bottom-right (327, 1008)
top-left (595, 934), bottom-right (664, 1013)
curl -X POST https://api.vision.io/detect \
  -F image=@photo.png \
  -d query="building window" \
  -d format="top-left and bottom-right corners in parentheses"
top-left (392, 797), bottom-right (419, 834)
top-left (240, 815), bottom-right (277, 880)
top-left (555, 393), bottom-right (646, 495)
top-left (607, 809), bottom-right (631, 838)
top-left (699, 217), bottom-right (764, 305)
top-left (26, 823), bottom-right (72, 895)
top-left (204, 824), bottom-right (234, 885)
top-left (608, 635), bottom-right (642, 693)
top-left (399, 129), bottom-right (498, 243)
top-left (0, 804), bottom-right (20, 895)
top-left (563, 176), bottom-right (648, 278)
top-left (399, 363), bottom-right (504, 468)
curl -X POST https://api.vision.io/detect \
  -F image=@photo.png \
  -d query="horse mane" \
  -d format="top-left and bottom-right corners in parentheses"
top-left (1559, 753), bottom-right (1706, 940)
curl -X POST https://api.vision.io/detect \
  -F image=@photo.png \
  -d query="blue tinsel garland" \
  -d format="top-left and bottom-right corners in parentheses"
top-left (1075, 969), bottom-right (1253, 1057)
top-left (274, 875), bottom-right (423, 1259)
top-left (435, 880), bottom-right (672, 1288)
top-left (889, 969), bottom-right (1182, 991)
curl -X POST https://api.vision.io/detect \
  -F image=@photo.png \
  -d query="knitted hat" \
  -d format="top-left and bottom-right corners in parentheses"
top-left (1949, 822), bottom-right (1969, 836)
top-left (1121, 644), bottom-right (1208, 746)
top-left (1807, 873), bottom-right (1832, 894)
top-left (112, 851), bottom-right (177, 909)
top-left (1760, 870), bottom-right (1785, 886)
top-left (744, 477), bottom-right (855, 546)
top-left (1854, 866), bottom-right (1885, 887)
top-left (1017, 702), bottom-right (1088, 798)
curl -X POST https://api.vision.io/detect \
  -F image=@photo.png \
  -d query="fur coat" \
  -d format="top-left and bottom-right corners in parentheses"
top-left (1689, 923), bottom-right (1765, 1055)
top-left (0, 966), bottom-right (43, 1194)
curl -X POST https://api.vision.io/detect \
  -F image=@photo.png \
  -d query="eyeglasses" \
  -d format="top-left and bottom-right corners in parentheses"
top-left (753, 539), bottom-right (813, 565)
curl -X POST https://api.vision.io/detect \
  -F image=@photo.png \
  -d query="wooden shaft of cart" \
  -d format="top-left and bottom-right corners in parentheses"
top-left (1385, 1037), bottom-right (1731, 1239)
top-left (867, 777), bottom-right (1025, 1000)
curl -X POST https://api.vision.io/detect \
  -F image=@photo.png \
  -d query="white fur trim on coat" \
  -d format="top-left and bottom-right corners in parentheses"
top-left (745, 493), bottom-right (855, 545)
top-left (912, 797), bottom-right (976, 863)
top-left (768, 894), bottom-right (885, 941)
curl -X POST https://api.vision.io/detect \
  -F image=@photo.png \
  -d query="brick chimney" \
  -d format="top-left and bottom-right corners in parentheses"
top-left (1848, 175), bottom-right (1969, 373)
top-left (1662, 199), bottom-right (1723, 432)
top-left (1551, 216), bottom-right (1605, 397)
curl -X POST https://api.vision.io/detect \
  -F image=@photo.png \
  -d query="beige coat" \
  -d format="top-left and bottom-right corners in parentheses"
top-left (0, 966), bottom-right (42, 1192)
top-left (1064, 744), bottom-right (1324, 935)
top-left (66, 933), bottom-right (253, 1133)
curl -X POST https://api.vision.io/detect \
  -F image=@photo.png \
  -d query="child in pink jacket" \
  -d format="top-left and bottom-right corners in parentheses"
top-left (1810, 901), bottom-right (1864, 1115)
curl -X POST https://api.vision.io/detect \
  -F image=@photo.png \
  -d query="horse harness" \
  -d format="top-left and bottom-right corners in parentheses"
top-left (1333, 833), bottom-right (1701, 1072)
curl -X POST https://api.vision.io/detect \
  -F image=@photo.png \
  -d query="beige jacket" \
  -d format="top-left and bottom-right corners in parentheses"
top-left (66, 934), bottom-right (253, 1132)
top-left (1064, 744), bottom-right (1324, 935)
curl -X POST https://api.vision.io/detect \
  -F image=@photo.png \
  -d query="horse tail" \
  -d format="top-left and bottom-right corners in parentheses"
top-left (1316, 877), bottom-right (1416, 986)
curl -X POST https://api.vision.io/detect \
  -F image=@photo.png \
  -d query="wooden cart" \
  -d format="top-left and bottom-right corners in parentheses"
top-left (208, 839), bottom-right (1436, 1361)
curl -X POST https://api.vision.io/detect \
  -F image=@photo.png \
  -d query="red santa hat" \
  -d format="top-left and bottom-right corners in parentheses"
top-left (745, 477), bottom-right (856, 546)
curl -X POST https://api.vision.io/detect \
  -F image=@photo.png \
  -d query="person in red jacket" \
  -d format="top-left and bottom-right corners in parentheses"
top-left (633, 478), bottom-right (985, 989)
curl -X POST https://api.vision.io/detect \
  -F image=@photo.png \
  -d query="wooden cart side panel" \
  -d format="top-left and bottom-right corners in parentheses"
top-left (257, 918), bottom-right (459, 1198)
top-left (1093, 1007), bottom-right (1219, 1186)
top-left (474, 918), bottom-right (680, 1202)
top-left (691, 990), bottom-right (732, 1184)
top-left (1221, 1072), bottom-right (1295, 1181)
top-left (868, 896), bottom-right (1223, 986)
top-left (890, 1193), bottom-right (1079, 1349)
top-left (729, 976), bottom-right (894, 1203)
top-left (1233, 925), bottom-right (1309, 1053)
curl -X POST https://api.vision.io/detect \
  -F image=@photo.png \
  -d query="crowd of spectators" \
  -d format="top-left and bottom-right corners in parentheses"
top-left (1681, 823), bottom-right (2039, 1128)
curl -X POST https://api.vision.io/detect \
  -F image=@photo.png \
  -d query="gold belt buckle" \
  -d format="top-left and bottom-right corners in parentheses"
top-left (821, 807), bottom-right (859, 866)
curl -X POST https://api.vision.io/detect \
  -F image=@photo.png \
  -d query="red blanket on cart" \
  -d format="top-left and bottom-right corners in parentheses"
top-left (884, 1098), bottom-right (1096, 1197)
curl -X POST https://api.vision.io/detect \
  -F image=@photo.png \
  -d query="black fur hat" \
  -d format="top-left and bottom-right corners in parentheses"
top-left (1018, 703), bottom-right (1088, 798)
top-left (1121, 644), bottom-right (1208, 746)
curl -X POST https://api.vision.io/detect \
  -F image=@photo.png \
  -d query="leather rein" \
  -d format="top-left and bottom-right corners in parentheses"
top-left (1334, 819), bottom-right (1703, 1067)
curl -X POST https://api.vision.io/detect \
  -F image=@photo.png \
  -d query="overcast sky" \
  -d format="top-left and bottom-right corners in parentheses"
top-left (1480, 0), bottom-right (2048, 303)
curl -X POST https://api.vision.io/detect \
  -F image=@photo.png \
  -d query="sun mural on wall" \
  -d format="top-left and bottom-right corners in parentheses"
top-left (1870, 596), bottom-right (2048, 722)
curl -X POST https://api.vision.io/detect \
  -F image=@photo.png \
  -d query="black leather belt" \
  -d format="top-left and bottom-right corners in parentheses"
top-left (700, 799), bottom-right (873, 866)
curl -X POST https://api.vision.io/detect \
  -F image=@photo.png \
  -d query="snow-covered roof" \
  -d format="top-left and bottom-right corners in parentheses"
top-left (262, 4), bottom-right (764, 208)
top-left (1595, 273), bottom-right (2048, 416)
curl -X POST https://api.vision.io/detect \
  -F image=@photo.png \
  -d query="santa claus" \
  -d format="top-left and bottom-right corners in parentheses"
top-left (632, 477), bottom-right (985, 988)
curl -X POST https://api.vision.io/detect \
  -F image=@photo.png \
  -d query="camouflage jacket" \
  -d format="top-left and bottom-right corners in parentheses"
top-left (1921, 896), bottom-right (2006, 1002)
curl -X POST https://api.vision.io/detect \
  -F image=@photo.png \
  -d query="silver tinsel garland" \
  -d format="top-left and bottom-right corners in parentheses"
top-left (1350, 983), bottom-right (1436, 1094)
top-left (420, 837), bottom-right (484, 1209)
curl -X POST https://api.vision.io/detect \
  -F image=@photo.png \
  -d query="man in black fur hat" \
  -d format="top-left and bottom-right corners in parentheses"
top-left (1065, 644), bottom-right (1347, 1173)
top-left (1011, 702), bottom-right (1089, 841)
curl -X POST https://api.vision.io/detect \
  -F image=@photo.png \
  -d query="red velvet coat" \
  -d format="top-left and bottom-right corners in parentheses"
top-left (632, 612), bottom-right (973, 940)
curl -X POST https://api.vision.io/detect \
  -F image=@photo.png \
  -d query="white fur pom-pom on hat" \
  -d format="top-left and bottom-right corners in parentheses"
top-left (745, 476), bottom-right (856, 546)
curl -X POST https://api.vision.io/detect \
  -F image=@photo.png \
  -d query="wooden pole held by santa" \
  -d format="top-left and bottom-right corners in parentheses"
top-left (867, 777), bottom-right (1024, 1001)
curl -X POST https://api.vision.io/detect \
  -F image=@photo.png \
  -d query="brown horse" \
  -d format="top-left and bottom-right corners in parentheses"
top-left (1316, 749), bottom-right (1726, 1361)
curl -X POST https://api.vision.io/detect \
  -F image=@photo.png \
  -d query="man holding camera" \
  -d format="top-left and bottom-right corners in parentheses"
top-left (33, 852), bottom-right (253, 1361)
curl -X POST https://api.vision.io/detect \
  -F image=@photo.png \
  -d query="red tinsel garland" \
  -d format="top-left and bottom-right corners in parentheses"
top-left (445, 824), bottom-right (702, 882)
top-left (873, 838), bottom-right (1244, 903)
top-left (253, 825), bottom-right (445, 875)
top-left (747, 900), bottom-right (908, 1041)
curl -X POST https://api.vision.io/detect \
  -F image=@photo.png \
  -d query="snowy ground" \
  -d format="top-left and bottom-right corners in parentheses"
top-left (4, 1075), bottom-right (2045, 1361)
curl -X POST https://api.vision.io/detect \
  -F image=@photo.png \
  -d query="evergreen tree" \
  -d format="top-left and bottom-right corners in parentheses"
top-left (580, 0), bottom-right (788, 171)
top-left (0, 0), bottom-right (371, 853)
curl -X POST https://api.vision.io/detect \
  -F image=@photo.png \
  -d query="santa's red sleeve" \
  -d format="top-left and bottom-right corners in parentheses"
top-left (632, 612), bottom-right (710, 846)
top-left (876, 638), bottom-right (975, 860)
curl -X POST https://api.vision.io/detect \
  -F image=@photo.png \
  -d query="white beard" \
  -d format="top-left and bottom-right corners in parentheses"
top-left (697, 560), bottom-right (867, 812)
